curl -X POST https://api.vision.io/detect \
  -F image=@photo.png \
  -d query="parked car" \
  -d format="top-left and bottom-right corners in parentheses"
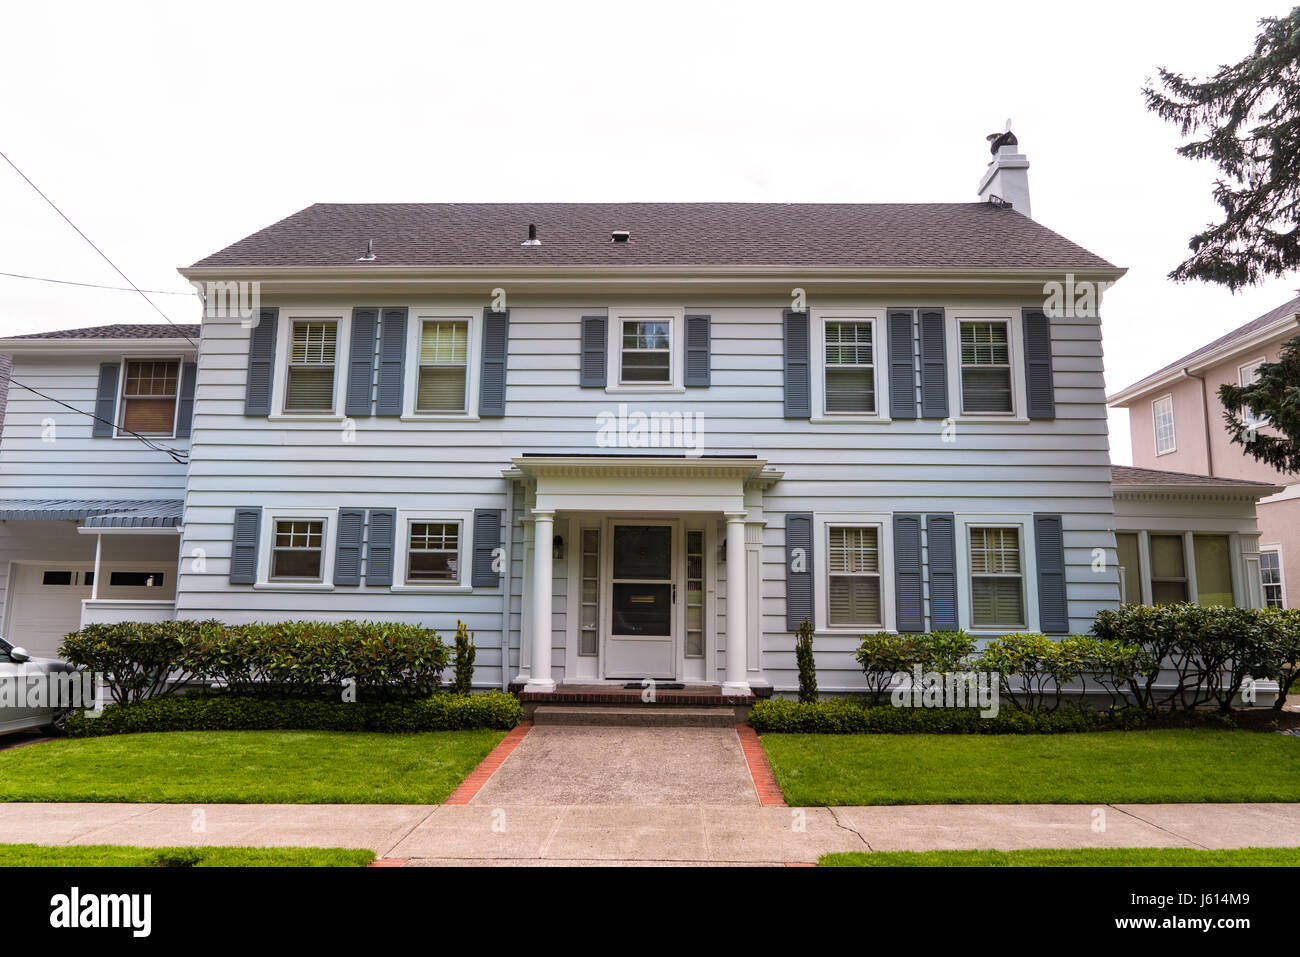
top-left (0, 635), bottom-right (75, 736)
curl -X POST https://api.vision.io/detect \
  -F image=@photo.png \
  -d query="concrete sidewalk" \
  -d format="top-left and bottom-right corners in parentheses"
top-left (1, 801), bottom-right (1297, 865)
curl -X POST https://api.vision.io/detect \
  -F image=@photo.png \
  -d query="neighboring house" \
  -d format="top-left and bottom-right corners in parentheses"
top-left (0, 138), bottom-right (1281, 696)
top-left (1108, 298), bottom-right (1300, 609)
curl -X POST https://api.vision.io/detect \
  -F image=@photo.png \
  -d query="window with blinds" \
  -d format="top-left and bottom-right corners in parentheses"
top-left (417, 320), bottom-right (468, 412)
top-left (824, 321), bottom-right (875, 413)
top-left (285, 321), bottom-right (338, 411)
top-left (959, 321), bottom-right (1013, 414)
top-left (271, 520), bottom-right (324, 581)
top-left (120, 359), bottom-right (179, 435)
top-left (827, 526), bottom-right (882, 627)
top-left (407, 521), bottom-right (460, 583)
top-left (1149, 534), bottom-right (1188, 603)
top-left (969, 526), bottom-right (1024, 627)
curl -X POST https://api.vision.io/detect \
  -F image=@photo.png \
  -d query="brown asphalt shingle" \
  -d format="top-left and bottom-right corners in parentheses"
top-left (6, 324), bottom-right (201, 340)
top-left (1110, 464), bottom-right (1279, 489)
top-left (189, 202), bottom-right (1117, 270)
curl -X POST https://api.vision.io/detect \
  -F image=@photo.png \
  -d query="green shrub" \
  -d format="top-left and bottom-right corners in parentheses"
top-left (67, 690), bottom-right (523, 737)
top-left (60, 620), bottom-right (213, 705)
top-left (452, 620), bottom-right (477, 696)
top-left (974, 633), bottom-right (1095, 712)
top-left (854, 631), bottom-right (975, 705)
top-left (1260, 608), bottom-right (1300, 709)
top-left (794, 618), bottom-right (818, 703)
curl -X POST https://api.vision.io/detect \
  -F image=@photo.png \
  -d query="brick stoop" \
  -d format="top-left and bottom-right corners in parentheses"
top-left (512, 684), bottom-right (765, 722)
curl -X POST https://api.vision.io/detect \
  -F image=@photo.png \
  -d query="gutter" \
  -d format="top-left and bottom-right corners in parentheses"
top-left (1181, 367), bottom-right (1216, 476)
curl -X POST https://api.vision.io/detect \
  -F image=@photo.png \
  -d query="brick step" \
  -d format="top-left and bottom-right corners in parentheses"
top-left (532, 705), bottom-right (739, 728)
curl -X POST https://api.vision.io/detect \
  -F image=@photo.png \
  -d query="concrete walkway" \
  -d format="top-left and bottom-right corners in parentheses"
top-left (1, 802), bottom-right (1297, 865)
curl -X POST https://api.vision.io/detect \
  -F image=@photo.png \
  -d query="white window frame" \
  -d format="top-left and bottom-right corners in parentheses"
top-left (115, 355), bottom-right (183, 439)
top-left (606, 306), bottom-right (685, 393)
top-left (812, 512), bottom-right (894, 635)
top-left (254, 507), bottom-right (336, 590)
top-left (810, 308), bottom-right (889, 422)
top-left (270, 307), bottom-right (351, 420)
top-left (1152, 393), bottom-right (1176, 456)
top-left (1260, 546), bottom-right (1286, 609)
top-left (954, 515), bottom-right (1039, 635)
top-left (391, 508), bottom-right (473, 593)
top-left (402, 306), bottom-right (481, 420)
top-left (945, 308), bottom-right (1028, 422)
top-left (1237, 356), bottom-right (1269, 429)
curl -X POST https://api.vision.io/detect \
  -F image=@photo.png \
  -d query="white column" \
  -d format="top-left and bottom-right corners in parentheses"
top-left (722, 513), bottom-right (751, 696)
top-left (90, 534), bottom-right (102, 601)
top-left (528, 510), bottom-right (556, 692)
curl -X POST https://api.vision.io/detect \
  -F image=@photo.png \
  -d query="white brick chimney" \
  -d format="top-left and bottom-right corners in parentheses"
top-left (977, 134), bottom-right (1031, 218)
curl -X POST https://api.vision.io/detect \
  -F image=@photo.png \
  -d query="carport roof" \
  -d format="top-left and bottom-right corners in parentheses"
top-left (0, 499), bottom-right (184, 527)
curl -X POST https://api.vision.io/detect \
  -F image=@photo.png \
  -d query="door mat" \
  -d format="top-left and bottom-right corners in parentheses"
top-left (622, 682), bottom-right (686, 690)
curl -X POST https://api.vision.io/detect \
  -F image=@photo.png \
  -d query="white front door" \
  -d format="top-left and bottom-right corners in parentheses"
top-left (603, 521), bottom-right (677, 680)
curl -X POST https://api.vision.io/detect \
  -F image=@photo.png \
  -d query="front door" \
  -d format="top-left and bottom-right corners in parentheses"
top-left (603, 521), bottom-right (676, 679)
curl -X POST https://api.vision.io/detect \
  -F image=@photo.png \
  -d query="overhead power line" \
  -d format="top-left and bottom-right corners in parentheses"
top-left (0, 270), bottom-right (195, 297)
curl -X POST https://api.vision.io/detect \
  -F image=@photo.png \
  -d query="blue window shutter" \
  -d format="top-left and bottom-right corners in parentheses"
top-left (888, 309), bottom-right (916, 420)
top-left (346, 308), bottom-right (378, 417)
top-left (376, 308), bottom-right (407, 415)
top-left (471, 508), bottom-right (503, 587)
top-left (894, 513), bottom-right (924, 632)
top-left (478, 308), bottom-right (509, 417)
top-left (925, 513), bottom-right (958, 631)
top-left (1022, 308), bottom-right (1056, 420)
top-left (333, 508), bottom-right (365, 586)
top-left (175, 361), bottom-right (198, 439)
top-left (684, 313), bottom-right (711, 387)
top-left (918, 308), bottom-right (949, 419)
top-left (785, 512), bottom-right (814, 631)
top-left (783, 309), bottom-right (811, 418)
top-left (579, 315), bottom-right (607, 387)
top-left (92, 362), bottom-right (119, 437)
top-left (1034, 513), bottom-right (1069, 633)
top-left (366, 509), bottom-right (396, 586)
top-left (229, 507), bottom-right (261, 584)
top-left (244, 308), bottom-right (278, 416)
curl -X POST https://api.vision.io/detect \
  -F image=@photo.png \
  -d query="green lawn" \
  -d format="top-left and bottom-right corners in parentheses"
top-left (821, 847), bottom-right (1300, 867)
top-left (0, 843), bottom-right (374, 867)
top-left (0, 730), bottom-right (505, 804)
top-left (761, 729), bottom-right (1300, 806)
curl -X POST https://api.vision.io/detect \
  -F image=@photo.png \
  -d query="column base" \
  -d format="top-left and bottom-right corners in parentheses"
top-left (720, 680), bottom-right (753, 697)
top-left (525, 677), bottom-right (556, 693)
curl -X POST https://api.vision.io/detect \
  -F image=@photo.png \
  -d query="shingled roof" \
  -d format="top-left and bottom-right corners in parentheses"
top-left (188, 202), bottom-right (1117, 271)
top-left (1110, 464), bottom-right (1280, 490)
top-left (5, 324), bottom-right (201, 340)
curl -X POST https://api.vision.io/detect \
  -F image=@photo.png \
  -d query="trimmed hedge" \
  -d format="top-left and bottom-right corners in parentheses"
top-left (66, 690), bottom-right (522, 737)
top-left (747, 697), bottom-right (1236, 735)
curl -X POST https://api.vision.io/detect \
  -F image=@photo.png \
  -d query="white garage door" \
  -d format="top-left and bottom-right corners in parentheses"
top-left (5, 564), bottom-right (92, 659)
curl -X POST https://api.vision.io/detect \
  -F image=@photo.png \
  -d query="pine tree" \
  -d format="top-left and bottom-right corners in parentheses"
top-left (1218, 337), bottom-right (1300, 474)
top-left (795, 617), bottom-right (818, 704)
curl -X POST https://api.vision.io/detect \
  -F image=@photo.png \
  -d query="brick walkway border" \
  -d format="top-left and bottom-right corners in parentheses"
top-left (444, 721), bottom-right (533, 805)
top-left (735, 723), bottom-right (786, 806)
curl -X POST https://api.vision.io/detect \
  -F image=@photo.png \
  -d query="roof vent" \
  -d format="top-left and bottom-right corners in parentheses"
top-left (611, 229), bottom-right (631, 243)
top-left (356, 239), bottom-right (376, 262)
top-left (521, 224), bottom-right (541, 246)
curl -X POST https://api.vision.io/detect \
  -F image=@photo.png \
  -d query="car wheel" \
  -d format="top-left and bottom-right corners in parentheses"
top-left (39, 709), bottom-right (69, 737)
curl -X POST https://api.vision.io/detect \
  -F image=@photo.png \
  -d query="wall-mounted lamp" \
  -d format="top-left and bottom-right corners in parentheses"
top-left (553, 535), bottom-right (565, 560)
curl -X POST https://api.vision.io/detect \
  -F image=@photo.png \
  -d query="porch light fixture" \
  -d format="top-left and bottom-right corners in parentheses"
top-left (552, 534), bottom-right (565, 560)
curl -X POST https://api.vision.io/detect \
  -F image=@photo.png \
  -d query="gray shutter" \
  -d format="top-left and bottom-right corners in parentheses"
top-left (366, 508), bottom-right (397, 586)
top-left (92, 362), bottom-right (119, 437)
top-left (229, 507), bottom-right (261, 584)
top-left (376, 308), bottom-right (407, 415)
top-left (918, 308), bottom-right (949, 419)
top-left (925, 513), bottom-right (958, 631)
top-left (1022, 308), bottom-right (1056, 420)
top-left (1034, 513), bottom-right (1069, 633)
top-left (478, 308), bottom-right (509, 417)
top-left (783, 309), bottom-right (811, 418)
top-left (244, 307), bottom-right (278, 415)
top-left (471, 508), bottom-right (503, 587)
top-left (346, 307), bottom-right (378, 417)
top-left (684, 313), bottom-right (711, 387)
top-left (785, 512), bottom-right (814, 630)
top-left (887, 309), bottom-right (916, 420)
top-left (579, 315), bottom-right (607, 387)
top-left (175, 361), bottom-right (198, 438)
top-left (893, 513), bottom-right (924, 632)
top-left (333, 508), bottom-right (365, 586)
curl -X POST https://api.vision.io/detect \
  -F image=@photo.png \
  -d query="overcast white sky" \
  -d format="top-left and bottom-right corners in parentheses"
top-left (2, 0), bottom-right (1297, 462)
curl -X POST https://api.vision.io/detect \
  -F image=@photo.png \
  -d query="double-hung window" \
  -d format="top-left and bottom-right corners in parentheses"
top-left (417, 320), bottom-right (469, 412)
top-left (406, 521), bottom-right (460, 583)
top-left (620, 320), bottom-right (671, 384)
top-left (827, 526), bottom-right (882, 627)
top-left (1238, 358), bottom-right (1268, 429)
top-left (1152, 395), bottom-right (1176, 455)
top-left (271, 520), bottom-right (324, 581)
top-left (1261, 549), bottom-right (1285, 608)
top-left (824, 322), bottom-right (875, 413)
top-left (1149, 534), bottom-right (1188, 603)
top-left (959, 321), bottom-right (1013, 413)
top-left (969, 526), bottom-right (1024, 627)
top-left (285, 321), bottom-right (338, 411)
top-left (120, 359), bottom-right (179, 435)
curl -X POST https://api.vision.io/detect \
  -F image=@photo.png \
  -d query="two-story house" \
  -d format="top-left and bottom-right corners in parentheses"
top-left (1108, 298), bottom-right (1300, 609)
top-left (0, 138), bottom-right (1282, 697)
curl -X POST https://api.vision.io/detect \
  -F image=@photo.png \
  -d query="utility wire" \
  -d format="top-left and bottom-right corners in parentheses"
top-left (0, 149), bottom-right (201, 350)
top-left (0, 270), bottom-right (195, 297)
top-left (7, 378), bottom-right (189, 464)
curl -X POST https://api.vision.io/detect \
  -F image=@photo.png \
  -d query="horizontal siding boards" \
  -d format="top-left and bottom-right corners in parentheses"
top-left (887, 309), bottom-right (916, 419)
top-left (784, 512), bottom-right (813, 631)
top-left (376, 308), bottom-right (408, 415)
top-left (782, 309), bottom-right (810, 418)
top-left (345, 307), bottom-right (378, 417)
top-left (244, 308), bottom-right (278, 415)
top-left (333, 507), bottom-right (365, 586)
top-left (91, 363), bottom-right (119, 438)
top-left (478, 309), bottom-right (509, 417)
top-left (893, 513), bottom-right (924, 632)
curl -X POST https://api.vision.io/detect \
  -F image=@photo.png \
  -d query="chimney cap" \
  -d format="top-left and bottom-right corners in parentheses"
top-left (985, 119), bottom-right (1018, 156)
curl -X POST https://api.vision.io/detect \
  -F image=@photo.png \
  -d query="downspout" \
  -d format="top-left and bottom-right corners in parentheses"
top-left (499, 478), bottom-right (515, 692)
top-left (1181, 367), bottom-right (1215, 476)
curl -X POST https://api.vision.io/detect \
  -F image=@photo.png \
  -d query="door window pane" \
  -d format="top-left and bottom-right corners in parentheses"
top-left (685, 529), bottom-right (704, 657)
top-left (612, 525), bottom-right (671, 579)
top-left (579, 528), bottom-right (600, 656)
top-left (611, 583), bottom-right (671, 636)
